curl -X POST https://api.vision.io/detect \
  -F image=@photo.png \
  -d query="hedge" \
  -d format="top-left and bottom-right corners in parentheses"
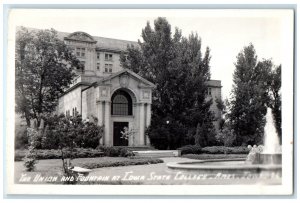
top-left (201, 146), bottom-right (250, 154)
top-left (15, 148), bottom-right (104, 161)
top-left (81, 157), bottom-right (163, 169)
top-left (178, 145), bottom-right (202, 155)
top-left (96, 146), bottom-right (135, 157)
top-left (15, 147), bottom-right (137, 161)
top-left (177, 145), bottom-right (250, 155)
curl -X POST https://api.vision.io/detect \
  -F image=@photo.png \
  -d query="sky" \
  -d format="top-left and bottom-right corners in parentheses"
top-left (8, 9), bottom-right (292, 100)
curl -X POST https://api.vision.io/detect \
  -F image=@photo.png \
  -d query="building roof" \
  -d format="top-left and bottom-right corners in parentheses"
top-left (19, 27), bottom-right (139, 52)
top-left (57, 30), bottom-right (139, 52)
top-left (206, 80), bottom-right (222, 88)
top-left (100, 68), bottom-right (156, 88)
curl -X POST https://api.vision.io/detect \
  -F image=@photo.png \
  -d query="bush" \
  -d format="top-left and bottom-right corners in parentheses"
top-left (176, 146), bottom-right (250, 155)
top-left (147, 126), bottom-right (170, 150)
top-left (76, 119), bottom-right (104, 149)
top-left (38, 114), bottom-right (104, 150)
top-left (15, 125), bottom-right (28, 149)
top-left (23, 127), bottom-right (40, 171)
top-left (215, 127), bottom-right (236, 147)
top-left (40, 125), bottom-right (60, 149)
top-left (15, 148), bottom-right (104, 161)
top-left (81, 157), bottom-right (163, 169)
top-left (182, 154), bottom-right (247, 160)
top-left (97, 146), bottom-right (135, 157)
top-left (178, 145), bottom-right (202, 155)
top-left (23, 146), bottom-right (38, 171)
top-left (201, 146), bottom-right (250, 154)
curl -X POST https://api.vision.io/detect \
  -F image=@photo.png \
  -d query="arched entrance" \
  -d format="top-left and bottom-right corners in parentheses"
top-left (111, 89), bottom-right (134, 146)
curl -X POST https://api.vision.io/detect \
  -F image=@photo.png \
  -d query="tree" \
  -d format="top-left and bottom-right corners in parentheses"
top-left (121, 17), bottom-right (216, 149)
top-left (228, 44), bottom-right (272, 146)
top-left (268, 65), bottom-right (281, 140)
top-left (15, 27), bottom-right (82, 126)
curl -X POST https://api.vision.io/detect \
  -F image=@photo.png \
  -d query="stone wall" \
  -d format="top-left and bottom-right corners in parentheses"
top-left (57, 86), bottom-right (82, 116)
top-left (82, 86), bottom-right (97, 121)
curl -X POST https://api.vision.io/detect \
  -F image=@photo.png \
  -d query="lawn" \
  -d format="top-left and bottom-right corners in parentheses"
top-left (15, 157), bottom-right (163, 184)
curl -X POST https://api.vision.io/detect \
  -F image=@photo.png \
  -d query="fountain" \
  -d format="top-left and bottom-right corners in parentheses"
top-left (167, 108), bottom-right (282, 182)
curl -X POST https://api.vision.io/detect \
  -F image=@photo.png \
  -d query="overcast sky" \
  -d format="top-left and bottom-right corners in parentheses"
top-left (9, 9), bottom-right (292, 99)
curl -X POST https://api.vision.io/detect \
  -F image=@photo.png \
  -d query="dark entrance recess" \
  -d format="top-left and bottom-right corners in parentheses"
top-left (113, 122), bottom-right (129, 146)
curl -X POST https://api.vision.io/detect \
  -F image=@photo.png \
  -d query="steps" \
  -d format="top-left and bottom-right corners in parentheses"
top-left (133, 150), bottom-right (181, 158)
top-left (125, 146), bottom-right (156, 151)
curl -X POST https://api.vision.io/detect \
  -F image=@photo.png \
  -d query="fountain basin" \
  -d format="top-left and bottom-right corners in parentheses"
top-left (252, 153), bottom-right (282, 165)
top-left (167, 158), bottom-right (282, 177)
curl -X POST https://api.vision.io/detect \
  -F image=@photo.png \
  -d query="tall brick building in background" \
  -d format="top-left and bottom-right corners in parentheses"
top-left (32, 30), bottom-right (222, 147)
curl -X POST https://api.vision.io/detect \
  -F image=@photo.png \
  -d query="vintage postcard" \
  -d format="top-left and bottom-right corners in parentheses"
top-left (4, 7), bottom-right (294, 196)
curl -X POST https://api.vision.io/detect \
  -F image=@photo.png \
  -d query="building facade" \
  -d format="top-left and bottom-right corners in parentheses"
top-left (57, 31), bottom-right (222, 147)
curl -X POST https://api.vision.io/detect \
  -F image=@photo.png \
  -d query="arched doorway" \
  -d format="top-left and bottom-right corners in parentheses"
top-left (111, 89), bottom-right (133, 146)
top-left (111, 90), bottom-right (133, 116)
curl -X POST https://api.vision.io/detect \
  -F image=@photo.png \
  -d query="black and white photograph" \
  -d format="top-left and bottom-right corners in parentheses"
top-left (4, 6), bottom-right (295, 196)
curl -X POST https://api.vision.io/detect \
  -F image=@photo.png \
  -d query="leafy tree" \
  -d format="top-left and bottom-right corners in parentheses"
top-left (268, 65), bottom-right (281, 141)
top-left (228, 44), bottom-right (272, 146)
top-left (15, 27), bottom-right (82, 126)
top-left (121, 17), bottom-right (216, 149)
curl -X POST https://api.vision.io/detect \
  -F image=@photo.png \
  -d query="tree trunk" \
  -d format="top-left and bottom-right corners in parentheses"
top-left (25, 116), bottom-right (30, 127)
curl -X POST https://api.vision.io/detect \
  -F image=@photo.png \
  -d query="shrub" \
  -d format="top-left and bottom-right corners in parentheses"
top-left (23, 127), bottom-right (40, 171)
top-left (40, 125), bottom-right (60, 149)
top-left (201, 146), bottom-right (250, 154)
top-left (15, 148), bottom-right (104, 161)
top-left (15, 125), bottom-right (28, 149)
top-left (96, 146), bottom-right (135, 157)
top-left (182, 153), bottom-right (247, 160)
top-left (178, 145), bottom-right (202, 155)
top-left (194, 123), bottom-right (217, 147)
top-left (23, 146), bottom-right (38, 171)
top-left (215, 127), bottom-right (236, 147)
top-left (38, 114), bottom-right (104, 150)
top-left (147, 126), bottom-right (170, 150)
top-left (81, 158), bottom-right (163, 169)
top-left (176, 146), bottom-right (250, 155)
top-left (77, 121), bottom-right (104, 149)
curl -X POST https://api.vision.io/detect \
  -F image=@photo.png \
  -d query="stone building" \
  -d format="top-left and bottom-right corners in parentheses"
top-left (56, 31), bottom-right (222, 147)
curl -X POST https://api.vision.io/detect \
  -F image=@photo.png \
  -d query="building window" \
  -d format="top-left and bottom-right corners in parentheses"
top-left (80, 61), bottom-right (85, 70)
top-left (97, 52), bottom-right (100, 59)
top-left (208, 87), bottom-right (212, 96)
top-left (76, 47), bottom-right (86, 58)
top-left (105, 64), bottom-right (113, 73)
top-left (105, 53), bottom-right (113, 61)
top-left (97, 63), bottom-right (100, 70)
top-left (111, 90), bottom-right (132, 116)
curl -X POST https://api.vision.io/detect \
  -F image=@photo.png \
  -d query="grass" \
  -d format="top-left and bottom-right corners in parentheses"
top-left (15, 157), bottom-right (163, 184)
top-left (182, 153), bottom-right (247, 160)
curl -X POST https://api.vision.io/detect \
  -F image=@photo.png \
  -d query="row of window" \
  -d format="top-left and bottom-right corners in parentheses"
top-left (66, 107), bottom-right (78, 117)
top-left (79, 61), bottom-right (113, 73)
top-left (76, 47), bottom-right (113, 61)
